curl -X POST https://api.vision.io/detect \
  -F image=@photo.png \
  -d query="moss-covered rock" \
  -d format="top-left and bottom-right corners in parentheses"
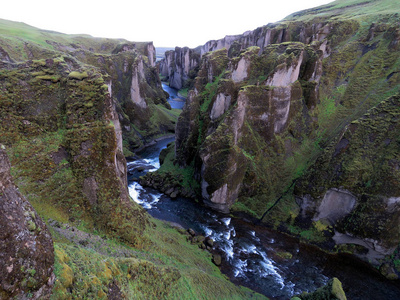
top-left (0, 148), bottom-right (55, 299)
top-left (295, 94), bottom-right (400, 263)
top-left (296, 277), bottom-right (347, 300)
top-left (0, 58), bottom-right (150, 247)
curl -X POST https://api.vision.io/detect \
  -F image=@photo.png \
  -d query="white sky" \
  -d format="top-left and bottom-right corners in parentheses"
top-left (1, 0), bottom-right (333, 48)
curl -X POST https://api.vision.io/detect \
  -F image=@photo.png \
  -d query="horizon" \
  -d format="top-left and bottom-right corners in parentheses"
top-left (1, 0), bottom-right (333, 48)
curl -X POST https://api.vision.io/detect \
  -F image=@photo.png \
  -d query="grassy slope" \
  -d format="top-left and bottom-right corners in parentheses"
top-left (285, 0), bottom-right (400, 21)
top-left (0, 18), bottom-right (150, 59)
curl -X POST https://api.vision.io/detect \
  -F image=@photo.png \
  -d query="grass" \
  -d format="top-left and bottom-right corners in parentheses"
top-left (50, 218), bottom-right (267, 299)
top-left (0, 18), bottom-right (150, 61)
top-left (285, 0), bottom-right (400, 21)
top-left (178, 87), bottom-right (189, 98)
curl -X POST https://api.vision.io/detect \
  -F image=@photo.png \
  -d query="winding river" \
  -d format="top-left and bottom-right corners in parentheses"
top-left (162, 82), bottom-right (186, 109)
top-left (127, 85), bottom-right (400, 300)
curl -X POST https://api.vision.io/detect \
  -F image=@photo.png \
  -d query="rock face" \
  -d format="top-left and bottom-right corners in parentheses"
top-left (176, 42), bottom-right (324, 212)
top-left (0, 19), bottom-right (172, 152)
top-left (0, 54), bottom-right (149, 247)
top-left (159, 46), bottom-right (200, 89)
top-left (172, 0), bottom-right (400, 268)
top-left (159, 20), bottom-right (333, 90)
top-left (199, 21), bottom-right (331, 57)
top-left (0, 148), bottom-right (55, 299)
top-left (295, 95), bottom-right (400, 262)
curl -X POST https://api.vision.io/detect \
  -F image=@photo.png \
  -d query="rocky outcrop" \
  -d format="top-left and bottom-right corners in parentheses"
top-left (144, 42), bottom-right (156, 67)
top-left (159, 20), bottom-right (336, 89)
top-left (175, 42), bottom-right (324, 212)
top-left (159, 46), bottom-right (200, 89)
top-left (0, 148), bottom-right (55, 299)
top-left (0, 19), bottom-right (172, 152)
top-left (199, 21), bottom-right (331, 57)
top-left (0, 57), bottom-right (150, 247)
top-left (294, 95), bottom-right (400, 263)
top-left (130, 56), bottom-right (147, 108)
top-left (0, 45), bottom-right (13, 62)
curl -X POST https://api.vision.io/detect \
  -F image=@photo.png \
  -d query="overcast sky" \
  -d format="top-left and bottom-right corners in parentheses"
top-left (1, 0), bottom-right (333, 48)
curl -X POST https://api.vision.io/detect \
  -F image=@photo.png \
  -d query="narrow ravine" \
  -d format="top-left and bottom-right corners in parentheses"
top-left (126, 85), bottom-right (400, 300)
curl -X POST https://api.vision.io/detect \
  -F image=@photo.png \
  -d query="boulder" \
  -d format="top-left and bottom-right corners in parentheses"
top-left (206, 237), bottom-right (214, 247)
top-left (212, 254), bottom-right (222, 266)
top-left (297, 277), bottom-right (347, 300)
top-left (380, 263), bottom-right (399, 280)
top-left (187, 228), bottom-right (196, 237)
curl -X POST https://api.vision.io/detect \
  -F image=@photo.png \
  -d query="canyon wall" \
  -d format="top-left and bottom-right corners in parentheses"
top-left (159, 46), bottom-right (200, 90)
top-left (170, 1), bottom-right (400, 273)
top-left (0, 20), bottom-right (266, 299)
top-left (0, 28), bottom-right (164, 246)
top-left (159, 20), bottom-right (332, 89)
top-left (0, 25), bottom-right (172, 152)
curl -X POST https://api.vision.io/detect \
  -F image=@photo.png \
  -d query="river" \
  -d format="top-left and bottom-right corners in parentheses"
top-left (127, 85), bottom-right (400, 299)
top-left (162, 82), bottom-right (186, 109)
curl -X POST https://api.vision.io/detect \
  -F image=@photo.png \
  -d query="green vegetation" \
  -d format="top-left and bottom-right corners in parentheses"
top-left (178, 87), bottom-right (189, 98)
top-left (50, 218), bottom-right (266, 299)
top-left (285, 0), bottom-right (400, 21)
top-left (68, 71), bottom-right (88, 80)
top-left (157, 142), bottom-right (200, 192)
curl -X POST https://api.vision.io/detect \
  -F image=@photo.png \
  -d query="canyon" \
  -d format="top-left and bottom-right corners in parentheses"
top-left (1, 0), bottom-right (400, 299)
top-left (157, 0), bottom-right (400, 285)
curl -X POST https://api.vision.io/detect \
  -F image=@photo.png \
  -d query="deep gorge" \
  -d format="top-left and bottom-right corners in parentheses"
top-left (1, 0), bottom-right (400, 299)
top-left (127, 121), bottom-right (400, 299)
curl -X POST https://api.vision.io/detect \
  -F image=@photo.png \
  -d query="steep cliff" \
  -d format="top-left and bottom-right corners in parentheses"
top-left (294, 95), bottom-right (400, 264)
top-left (0, 148), bottom-right (54, 299)
top-left (159, 11), bottom-right (332, 90)
top-left (159, 46), bottom-right (200, 90)
top-left (0, 57), bottom-right (149, 246)
top-left (0, 19), bottom-right (174, 153)
top-left (163, 0), bottom-right (400, 272)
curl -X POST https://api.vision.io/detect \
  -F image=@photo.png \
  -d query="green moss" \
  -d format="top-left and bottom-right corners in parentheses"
top-left (27, 220), bottom-right (36, 231)
top-left (297, 277), bottom-right (347, 300)
top-left (35, 75), bottom-right (61, 82)
top-left (156, 142), bottom-right (200, 192)
top-left (68, 71), bottom-right (88, 80)
top-left (50, 218), bottom-right (267, 300)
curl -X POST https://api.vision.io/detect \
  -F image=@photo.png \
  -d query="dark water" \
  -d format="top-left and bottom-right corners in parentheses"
top-left (127, 138), bottom-right (400, 299)
top-left (162, 82), bottom-right (186, 109)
